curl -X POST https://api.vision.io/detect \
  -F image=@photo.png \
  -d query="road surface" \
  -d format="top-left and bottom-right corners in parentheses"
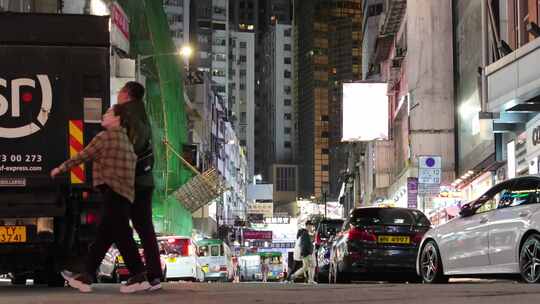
top-left (0, 279), bottom-right (538, 304)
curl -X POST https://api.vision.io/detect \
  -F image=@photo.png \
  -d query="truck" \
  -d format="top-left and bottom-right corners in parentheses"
top-left (0, 13), bottom-right (110, 286)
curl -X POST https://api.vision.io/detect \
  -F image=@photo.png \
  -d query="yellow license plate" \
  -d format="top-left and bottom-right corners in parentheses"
top-left (0, 226), bottom-right (26, 243)
top-left (167, 257), bottom-right (177, 263)
top-left (377, 235), bottom-right (410, 244)
top-left (202, 265), bottom-right (209, 273)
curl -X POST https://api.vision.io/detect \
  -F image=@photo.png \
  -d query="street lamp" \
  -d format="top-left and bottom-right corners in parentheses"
top-left (179, 44), bottom-right (193, 59)
top-left (136, 44), bottom-right (194, 82)
top-left (180, 44), bottom-right (194, 72)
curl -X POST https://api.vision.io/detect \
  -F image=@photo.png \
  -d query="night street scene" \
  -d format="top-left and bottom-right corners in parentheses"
top-left (2, 0), bottom-right (540, 303)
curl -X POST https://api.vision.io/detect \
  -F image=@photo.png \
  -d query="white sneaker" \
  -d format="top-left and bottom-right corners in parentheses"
top-left (61, 271), bottom-right (92, 293)
top-left (148, 278), bottom-right (162, 291)
top-left (119, 273), bottom-right (151, 294)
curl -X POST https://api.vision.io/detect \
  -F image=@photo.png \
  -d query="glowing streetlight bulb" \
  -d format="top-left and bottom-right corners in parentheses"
top-left (179, 45), bottom-right (193, 59)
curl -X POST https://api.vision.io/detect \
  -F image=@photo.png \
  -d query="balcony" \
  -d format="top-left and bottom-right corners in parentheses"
top-left (486, 37), bottom-right (540, 132)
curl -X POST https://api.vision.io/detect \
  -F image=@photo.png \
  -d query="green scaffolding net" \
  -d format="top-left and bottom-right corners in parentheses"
top-left (119, 0), bottom-right (193, 236)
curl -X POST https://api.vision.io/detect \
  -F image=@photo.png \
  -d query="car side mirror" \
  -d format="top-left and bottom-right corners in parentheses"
top-left (459, 204), bottom-right (475, 217)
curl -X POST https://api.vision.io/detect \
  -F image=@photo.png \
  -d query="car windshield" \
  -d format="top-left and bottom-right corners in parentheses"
top-left (159, 238), bottom-right (190, 256)
top-left (351, 208), bottom-right (430, 227)
top-left (198, 244), bottom-right (222, 257)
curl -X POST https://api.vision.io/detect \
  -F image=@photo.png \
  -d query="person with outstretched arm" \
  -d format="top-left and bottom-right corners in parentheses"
top-left (51, 105), bottom-right (150, 293)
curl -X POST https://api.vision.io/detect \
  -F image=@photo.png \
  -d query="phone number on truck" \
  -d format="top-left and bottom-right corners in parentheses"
top-left (0, 154), bottom-right (43, 163)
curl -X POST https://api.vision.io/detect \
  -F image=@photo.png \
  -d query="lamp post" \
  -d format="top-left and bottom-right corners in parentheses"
top-left (180, 44), bottom-right (193, 72)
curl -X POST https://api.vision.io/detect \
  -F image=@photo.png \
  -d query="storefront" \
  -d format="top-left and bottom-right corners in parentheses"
top-left (427, 187), bottom-right (463, 226)
top-left (527, 114), bottom-right (540, 174)
top-left (460, 171), bottom-right (495, 202)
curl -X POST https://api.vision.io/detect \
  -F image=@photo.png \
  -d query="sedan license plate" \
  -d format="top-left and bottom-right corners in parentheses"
top-left (377, 235), bottom-right (410, 244)
top-left (167, 257), bottom-right (177, 263)
top-left (0, 226), bottom-right (26, 243)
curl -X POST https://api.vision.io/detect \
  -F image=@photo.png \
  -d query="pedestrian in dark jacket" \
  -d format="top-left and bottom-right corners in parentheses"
top-left (52, 105), bottom-right (149, 293)
top-left (115, 81), bottom-right (163, 291)
top-left (290, 228), bottom-right (316, 284)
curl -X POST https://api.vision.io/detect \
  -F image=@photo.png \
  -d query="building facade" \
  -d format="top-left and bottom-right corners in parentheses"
top-left (229, 31), bottom-right (256, 177)
top-left (327, 0), bottom-right (363, 199)
top-left (259, 24), bottom-right (295, 177)
top-left (192, 0), bottom-right (229, 105)
top-left (164, 0), bottom-right (190, 47)
top-left (453, 0), bottom-right (540, 203)
top-left (293, 0), bottom-right (330, 199)
top-left (228, 0), bottom-right (258, 32)
top-left (351, 0), bottom-right (455, 214)
top-left (293, 0), bottom-right (362, 200)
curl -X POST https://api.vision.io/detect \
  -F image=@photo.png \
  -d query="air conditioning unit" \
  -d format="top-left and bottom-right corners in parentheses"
top-left (115, 57), bottom-right (136, 78)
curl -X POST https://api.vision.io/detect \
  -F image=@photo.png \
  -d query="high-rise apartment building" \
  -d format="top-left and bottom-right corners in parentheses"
top-left (164, 0), bottom-right (190, 47)
top-left (259, 24), bottom-right (294, 176)
top-left (228, 0), bottom-right (258, 32)
top-left (293, 0), bottom-right (330, 199)
top-left (259, 0), bottom-right (292, 31)
top-left (328, 0), bottom-right (362, 199)
top-left (293, 0), bottom-right (362, 199)
top-left (229, 31), bottom-right (256, 177)
top-left (192, 0), bottom-right (229, 105)
top-left (258, 23), bottom-right (297, 213)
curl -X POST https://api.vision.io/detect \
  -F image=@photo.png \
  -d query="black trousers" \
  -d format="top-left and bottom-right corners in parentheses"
top-left (85, 186), bottom-right (144, 277)
top-left (131, 186), bottom-right (162, 281)
top-left (288, 261), bottom-right (303, 280)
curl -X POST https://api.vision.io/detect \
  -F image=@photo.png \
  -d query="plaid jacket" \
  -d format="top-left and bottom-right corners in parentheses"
top-left (58, 127), bottom-right (137, 202)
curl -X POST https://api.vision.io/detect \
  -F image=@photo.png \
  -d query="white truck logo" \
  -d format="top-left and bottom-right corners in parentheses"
top-left (0, 75), bottom-right (52, 138)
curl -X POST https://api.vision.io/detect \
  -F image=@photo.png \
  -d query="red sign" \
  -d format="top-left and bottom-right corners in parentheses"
top-left (112, 2), bottom-right (129, 40)
top-left (243, 230), bottom-right (272, 240)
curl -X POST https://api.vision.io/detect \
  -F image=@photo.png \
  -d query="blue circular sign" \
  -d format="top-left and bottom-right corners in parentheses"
top-left (426, 157), bottom-right (435, 167)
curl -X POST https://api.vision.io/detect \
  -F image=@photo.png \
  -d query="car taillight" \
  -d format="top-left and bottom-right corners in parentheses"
top-left (80, 211), bottom-right (97, 225)
top-left (347, 227), bottom-right (376, 242)
top-left (315, 233), bottom-right (322, 245)
top-left (220, 266), bottom-right (228, 272)
top-left (412, 232), bottom-right (425, 244)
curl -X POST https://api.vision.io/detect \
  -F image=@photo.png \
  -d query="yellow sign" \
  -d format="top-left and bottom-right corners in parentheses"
top-left (0, 226), bottom-right (26, 243)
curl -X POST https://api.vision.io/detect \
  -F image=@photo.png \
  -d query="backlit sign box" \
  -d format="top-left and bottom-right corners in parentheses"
top-left (342, 82), bottom-right (389, 142)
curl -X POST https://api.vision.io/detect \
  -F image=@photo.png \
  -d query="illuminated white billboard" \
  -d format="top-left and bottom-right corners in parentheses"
top-left (342, 82), bottom-right (389, 142)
